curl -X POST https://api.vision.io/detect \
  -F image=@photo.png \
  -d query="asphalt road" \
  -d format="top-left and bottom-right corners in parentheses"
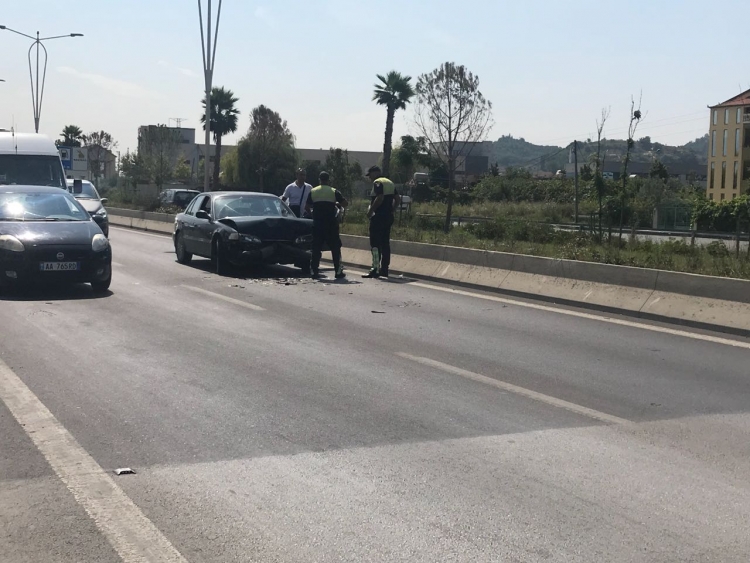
top-left (2, 226), bottom-right (750, 562)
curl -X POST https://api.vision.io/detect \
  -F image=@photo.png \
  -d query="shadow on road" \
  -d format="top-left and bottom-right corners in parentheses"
top-left (0, 283), bottom-right (113, 302)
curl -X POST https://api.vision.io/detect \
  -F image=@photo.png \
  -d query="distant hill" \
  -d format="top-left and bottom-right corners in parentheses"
top-left (488, 134), bottom-right (709, 173)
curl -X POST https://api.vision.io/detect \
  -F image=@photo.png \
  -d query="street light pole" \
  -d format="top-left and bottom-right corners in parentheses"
top-left (0, 26), bottom-right (83, 133)
top-left (198, 0), bottom-right (222, 192)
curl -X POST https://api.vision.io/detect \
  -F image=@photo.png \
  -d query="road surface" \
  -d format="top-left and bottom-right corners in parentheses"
top-left (1, 226), bottom-right (749, 562)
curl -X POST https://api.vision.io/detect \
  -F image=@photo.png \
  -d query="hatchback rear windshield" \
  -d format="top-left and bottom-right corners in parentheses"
top-left (0, 155), bottom-right (66, 189)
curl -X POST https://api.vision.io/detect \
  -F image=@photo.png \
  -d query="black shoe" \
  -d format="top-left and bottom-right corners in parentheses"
top-left (362, 269), bottom-right (380, 279)
top-left (311, 271), bottom-right (324, 279)
top-left (335, 271), bottom-right (346, 280)
top-left (380, 269), bottom-right (389, 278)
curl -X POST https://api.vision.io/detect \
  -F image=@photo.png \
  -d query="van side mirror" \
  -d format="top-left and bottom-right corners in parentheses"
top-left (73, 179), bottom-right (83, 194)
top-left (100, 198), bottom-right (108, 204)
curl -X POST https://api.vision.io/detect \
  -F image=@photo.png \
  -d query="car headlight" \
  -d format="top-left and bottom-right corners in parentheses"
top-left (92, 233), bottom-right (110, 252)
top-left (0, 234), bottom-right (24, 252)
top-left (95, 207), bottom-right (107, 218)
top-left (241, 234), bottom-right (262, 244)
top-left (295, 234), bottom-right (313, 244)
top-left (228, 232), bottom-right (240, 241)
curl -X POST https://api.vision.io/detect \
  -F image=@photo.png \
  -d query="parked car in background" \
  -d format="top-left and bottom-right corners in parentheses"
top-left (172, 192), bottom-right (313, 275)
top-left (159, 188), bottom-right (201, 210)
top-left (0, 185), bottom-right (112, 292)
top-left (66, 179), bottom-right (109, 237)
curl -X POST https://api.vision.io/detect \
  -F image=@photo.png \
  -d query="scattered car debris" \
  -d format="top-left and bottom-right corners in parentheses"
top-left (371, 310), bottom-right (385, 314)
top-left (114, 467), bottom-right (136, 476)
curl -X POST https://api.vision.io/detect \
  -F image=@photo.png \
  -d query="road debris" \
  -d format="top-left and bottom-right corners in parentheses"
top-left (114, 467), bottom-right (136, 476)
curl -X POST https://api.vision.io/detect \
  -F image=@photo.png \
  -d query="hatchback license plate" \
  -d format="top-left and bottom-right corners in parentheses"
top-left (39, 261), bottom-right (80, 272)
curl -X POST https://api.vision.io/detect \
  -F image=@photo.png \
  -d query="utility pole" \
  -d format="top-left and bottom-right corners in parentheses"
top-left (198, 0), bottom-right (222, 192)
top-left (573, 140), bottom-right (579, 224)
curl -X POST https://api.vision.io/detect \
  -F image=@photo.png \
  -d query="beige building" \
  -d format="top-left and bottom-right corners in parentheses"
top-left (707, 89), bottom-right (750, 201)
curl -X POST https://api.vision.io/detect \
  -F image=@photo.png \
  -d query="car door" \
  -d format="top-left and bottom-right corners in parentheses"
top-left (180, 195), bottom-right (204, 255)
top-left (193, 196), bottom-right (215, 257)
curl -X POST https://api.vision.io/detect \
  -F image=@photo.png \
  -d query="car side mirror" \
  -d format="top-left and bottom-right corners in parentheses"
top-left (196, 210), bottom-right (211, 220)
top-left (100, 198), bottom-right (108, 204)
top-left (73, 179), bottom-right (83, 194)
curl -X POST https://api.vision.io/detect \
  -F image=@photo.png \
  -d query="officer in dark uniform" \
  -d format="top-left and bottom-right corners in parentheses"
top-left (363, 165), bottom-right (400, 278)
top-left (305, 171), bottom-right (348, 279)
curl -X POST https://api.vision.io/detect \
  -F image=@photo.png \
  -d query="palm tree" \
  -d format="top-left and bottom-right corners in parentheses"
top-left (201, 87), bottom-right (240, 189)
top-left (59, 125), bottom-right (83, 147)
top-left (373, 71), bottom-right (415, 178)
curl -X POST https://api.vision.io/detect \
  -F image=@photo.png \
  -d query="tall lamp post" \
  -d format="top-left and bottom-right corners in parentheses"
top-left (0, 26), bottom-right (83, 133)
top-left (198, 0), bottom-right (222, 192)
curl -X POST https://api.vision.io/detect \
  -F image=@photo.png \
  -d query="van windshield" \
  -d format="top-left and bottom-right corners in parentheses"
top-left (0, 155), bottom-right (66, 189)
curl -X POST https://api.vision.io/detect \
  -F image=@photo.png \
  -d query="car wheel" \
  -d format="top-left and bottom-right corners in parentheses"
top-left (175, 231), bottom-right (193, 264)
top-left (212, 238), bottom-right (231, 276)
top-left (91, 274), bottom-right (112, 293)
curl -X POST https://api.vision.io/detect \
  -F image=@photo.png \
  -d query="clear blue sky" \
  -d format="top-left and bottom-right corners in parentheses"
top-left (0, 0), bottom-right (745, 156)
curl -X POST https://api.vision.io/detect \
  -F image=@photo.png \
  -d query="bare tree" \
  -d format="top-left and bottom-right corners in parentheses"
top-left (82, 131), bottom-right (118, 186)
top-left (618, 94), bottom-right (644, 244)
top-left (414, 62), bottom-right (493, 232)
top-left (592, 108), bottom-right (610, 241)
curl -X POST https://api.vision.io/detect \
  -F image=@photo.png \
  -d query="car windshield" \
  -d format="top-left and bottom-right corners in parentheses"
top-left (67, 182), bottom-right (99, 199)
top-left (214, 195), bottom-right (290, 219)
top-left (0, 192), bottom-right (90, 221)
top-left (0, 155), bottom-right (66, 189)
top-left (174, 191), bottom-right (198, 206)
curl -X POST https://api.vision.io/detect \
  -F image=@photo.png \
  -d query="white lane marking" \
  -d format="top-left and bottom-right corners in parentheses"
top-left (111, 261), bottom-right (124, 267)
top-left (408, 281), bottom-right (750, 351)
top-left (180, 285), bottom-right (265, 311)
top-left (397, 353), bottom-right (629, 425)
top-left (0, 357), bottom-right (189, 563)
top-left (110, 226), bottom-right (171, 240)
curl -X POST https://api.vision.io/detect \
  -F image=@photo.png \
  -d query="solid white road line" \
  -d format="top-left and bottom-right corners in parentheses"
top-left (398, 353), bottom-right (629, 425)
top-left (0, 357), bottom-right (189, 563)
top-left (180, 285), bottom-right (265, 311)
top-left (408, 281), bottom-right (750, 351)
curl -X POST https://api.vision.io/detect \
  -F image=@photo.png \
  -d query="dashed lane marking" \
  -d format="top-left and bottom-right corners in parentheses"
top-left (180, 284), bottom-right (265, 311)
top-left (397, 352), bottom-right (630, 425)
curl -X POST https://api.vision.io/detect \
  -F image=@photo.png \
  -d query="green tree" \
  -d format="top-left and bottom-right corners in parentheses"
top-left (138, 125), bottom-right (183, 191)
top-left (237, 105), bottom-right (297, 194)
top-left (201, 86), bottom-right (240, 190)
top-left (414, 62), bottom-right (493, 232)
top-left (649, 159), bottom-right (669, 183)
top-left (301, 160), bottom-right (322, 185)
top-left (57, 125), bottom-right (83, 147)
top-left (221, 147), bottom-right (240, 188)
top-left (373, 71), bottom-right (415, 178)
top-left (390, 135), bottom-right (430, 184)
top-left (324, 148), bottom-right (362, 200)
top-left (82, 131), bottom-right (118, 185)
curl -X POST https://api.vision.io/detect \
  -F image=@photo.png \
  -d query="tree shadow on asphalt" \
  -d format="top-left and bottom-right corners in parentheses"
top-left (0, 283), bottom-right (113, 302)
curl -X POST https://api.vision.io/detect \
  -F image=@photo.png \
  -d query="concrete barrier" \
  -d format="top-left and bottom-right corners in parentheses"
top-left (108, 208), bottom-right (750, 335)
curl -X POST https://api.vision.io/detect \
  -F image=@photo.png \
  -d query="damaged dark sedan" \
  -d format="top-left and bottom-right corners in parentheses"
top-left (172, 192), bottom-right (313, 275)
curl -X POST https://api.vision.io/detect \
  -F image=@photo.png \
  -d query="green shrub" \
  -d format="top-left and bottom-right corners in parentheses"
top-left (706, 241), bottom-right (730, 257)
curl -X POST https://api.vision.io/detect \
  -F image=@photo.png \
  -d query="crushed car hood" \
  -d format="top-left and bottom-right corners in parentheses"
top-left (218, 216), bottom-right (312, 241)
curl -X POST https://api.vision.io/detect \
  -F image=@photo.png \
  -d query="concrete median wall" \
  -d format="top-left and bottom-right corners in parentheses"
top-left (108, 208), bottom-right (750, 335)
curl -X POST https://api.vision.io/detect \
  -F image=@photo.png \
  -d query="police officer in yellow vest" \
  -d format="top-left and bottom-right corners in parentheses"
top-left (304, 171), bottom-right (348, 279)
top-left (363, 165), bottom-right (400, 278)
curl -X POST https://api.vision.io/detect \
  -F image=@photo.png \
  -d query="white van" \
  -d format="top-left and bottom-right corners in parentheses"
top-left (0, 132), bottom-right (67, 189)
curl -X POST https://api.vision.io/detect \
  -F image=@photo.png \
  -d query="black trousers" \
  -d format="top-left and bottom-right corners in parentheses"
top-left (369, 214), bottom-right (394, 272)
top-left (311, 220), bottom-right (342, 273)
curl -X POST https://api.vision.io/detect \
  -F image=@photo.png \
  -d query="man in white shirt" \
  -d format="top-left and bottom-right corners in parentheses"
top-left (281, 168), bottom-right (313, 218)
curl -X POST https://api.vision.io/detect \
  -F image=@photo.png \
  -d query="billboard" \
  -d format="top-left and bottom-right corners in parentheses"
top-left (72, 148), bottom-right (88, 171)
top-left (58, 147), bottom-right (72, 170)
